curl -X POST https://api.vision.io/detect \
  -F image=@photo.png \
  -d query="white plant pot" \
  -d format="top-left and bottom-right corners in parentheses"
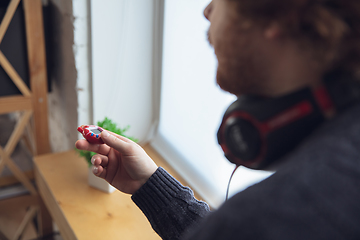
top-left (88, 168), bottom-right (116, 193)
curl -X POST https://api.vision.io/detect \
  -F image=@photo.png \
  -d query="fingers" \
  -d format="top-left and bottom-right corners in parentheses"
top-left (91, 154), bottom-right (109, 179)
top-left (100, 130), bottom-right (135, 155)
top-left (105, 130), bottom-right (134, 143)
top-left (75, 139), bottom-right (111, 156)
top-left (76, 130), bottom-right (136, 157)
top-left (91, 154), bottom-right (109, 168)
top-left (92, 165), bottom-right (107, 179)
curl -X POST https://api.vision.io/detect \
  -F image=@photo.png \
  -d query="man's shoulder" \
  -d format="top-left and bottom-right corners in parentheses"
top-left (191, 103), bottom-right (360, 239)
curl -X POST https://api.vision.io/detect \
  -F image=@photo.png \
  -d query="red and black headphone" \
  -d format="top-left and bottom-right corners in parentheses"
top-left (217, 73), bottom-right (360, 170)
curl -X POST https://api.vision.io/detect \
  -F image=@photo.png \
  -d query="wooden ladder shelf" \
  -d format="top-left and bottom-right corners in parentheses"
top-left (0, 0), bottom-right (52, 239)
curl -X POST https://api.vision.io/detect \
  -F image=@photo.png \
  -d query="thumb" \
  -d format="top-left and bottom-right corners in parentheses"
top-left (101, 130), bottom-right (132, 154)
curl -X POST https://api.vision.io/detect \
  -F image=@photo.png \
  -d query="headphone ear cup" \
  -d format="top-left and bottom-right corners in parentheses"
top-left (217, 113), bottom-right (264, 168)
top-left (218, 87), bottom-right (331, 170)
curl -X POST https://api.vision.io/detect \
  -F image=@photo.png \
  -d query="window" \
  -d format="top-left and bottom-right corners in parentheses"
top-left (90, 0), bottom-right (157, 142)
top-left (85, 0), bottom-right (272, 208)
top-left (151, 0), bottom-right (273, 208)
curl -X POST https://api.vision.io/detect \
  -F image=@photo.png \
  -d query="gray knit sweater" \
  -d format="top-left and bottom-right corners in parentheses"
top-left (132, 102), bottom-right (360, 240)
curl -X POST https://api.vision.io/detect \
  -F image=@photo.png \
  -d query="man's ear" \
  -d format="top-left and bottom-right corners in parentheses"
top-left (264, 23), bottom-right (282, 40)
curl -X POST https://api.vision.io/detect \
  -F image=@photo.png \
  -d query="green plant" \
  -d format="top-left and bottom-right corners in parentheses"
top-left (76, 117), bottom-right (138, 167)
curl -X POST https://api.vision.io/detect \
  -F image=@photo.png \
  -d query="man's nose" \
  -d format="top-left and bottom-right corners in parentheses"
top-left (203, 1), bottom-right (212, 20)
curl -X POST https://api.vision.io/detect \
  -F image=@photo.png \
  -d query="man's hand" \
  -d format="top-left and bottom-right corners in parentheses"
top-left (75, 130), bottom-right (158, 194)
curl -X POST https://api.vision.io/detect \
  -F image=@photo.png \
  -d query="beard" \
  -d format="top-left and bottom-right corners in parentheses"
top-left (207, 29), bottom-right (269, 97)
top-left (216, 55), bottom-right (260, 96)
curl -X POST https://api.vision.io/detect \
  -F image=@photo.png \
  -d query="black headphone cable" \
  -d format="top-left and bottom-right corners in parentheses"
top-left (225, 165), bottom-right (239, 201)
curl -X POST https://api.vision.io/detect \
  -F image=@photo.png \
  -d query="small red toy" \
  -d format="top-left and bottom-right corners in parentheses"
top-left (77, 125), bottom-right (104, 144)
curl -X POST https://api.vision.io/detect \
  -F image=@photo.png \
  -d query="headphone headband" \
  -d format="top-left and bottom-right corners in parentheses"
top-left (217, 77), bottom-right (360, 169)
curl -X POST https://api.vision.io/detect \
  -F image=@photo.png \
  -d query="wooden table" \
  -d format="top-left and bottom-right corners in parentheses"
top-left (34, 150), bottom-right (161, 240)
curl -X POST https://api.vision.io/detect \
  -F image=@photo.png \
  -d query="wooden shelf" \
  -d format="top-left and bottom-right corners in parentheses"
top-left (34, 149), bottom-right (161, 240)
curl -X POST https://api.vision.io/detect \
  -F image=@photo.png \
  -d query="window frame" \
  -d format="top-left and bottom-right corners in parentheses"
top-left (77, 0), bottom-right (272, 209)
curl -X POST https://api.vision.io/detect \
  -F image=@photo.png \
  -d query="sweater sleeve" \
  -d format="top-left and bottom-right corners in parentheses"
top-left (131, 167), bottom-right (210, 240)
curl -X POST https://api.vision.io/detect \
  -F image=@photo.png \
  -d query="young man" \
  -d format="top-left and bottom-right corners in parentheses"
top-left (76, 0), bottom-right (360, 239)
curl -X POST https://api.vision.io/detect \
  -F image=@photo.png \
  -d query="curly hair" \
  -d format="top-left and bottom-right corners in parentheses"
top-left (231, 0), bottom-right (360, 78)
